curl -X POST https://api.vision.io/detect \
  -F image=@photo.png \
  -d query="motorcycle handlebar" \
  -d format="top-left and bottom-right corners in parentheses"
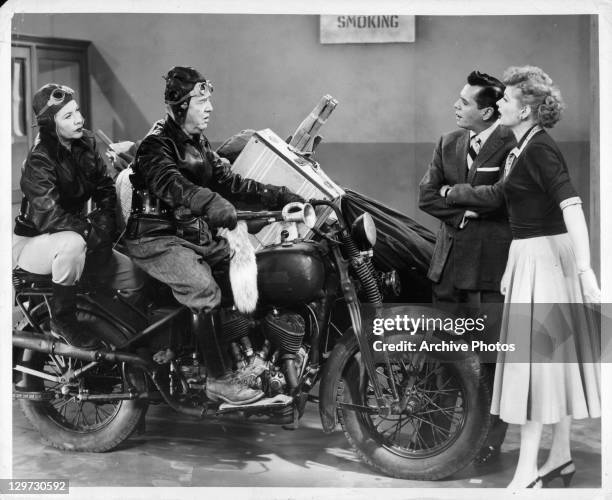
top-left (200, 210), bottom-right (282, 226)
top-left (236, 210), bottom-right (283, 221)
top-left (307, 199), bottom-right (347, 232)
top-left (237, 201), bottom-right (317, 226)
top-left (203, 201), bottom-right (320, 232)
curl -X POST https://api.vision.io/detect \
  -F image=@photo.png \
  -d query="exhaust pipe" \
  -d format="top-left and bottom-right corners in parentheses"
top-left (14, 330), bottom-right (208, 418)
top-left (13, 330), bottom-right (153, 369)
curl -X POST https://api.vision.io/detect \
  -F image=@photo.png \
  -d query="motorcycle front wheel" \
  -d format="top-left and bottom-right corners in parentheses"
top-left (15, 305), bottom-right (148, 452)
top-left (337, 338), bottom-right (490, 480)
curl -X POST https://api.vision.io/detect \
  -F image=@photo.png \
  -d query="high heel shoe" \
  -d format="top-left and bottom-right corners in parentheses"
top-left (526, 477), bottom-right (542, 488)
top-left (507, 476), bottom-right (542, 489)
top-left (540, 460), bottom-right (575, 488)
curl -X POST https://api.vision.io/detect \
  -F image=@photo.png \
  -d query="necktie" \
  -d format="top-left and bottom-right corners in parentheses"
top-left (467, 137), bottom-right (481, 169)
top-left (504, 151), bottom-right (517, 177)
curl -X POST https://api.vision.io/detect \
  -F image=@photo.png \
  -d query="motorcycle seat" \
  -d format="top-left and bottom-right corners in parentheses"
top-left (12, 267), bottom-right (53, 290)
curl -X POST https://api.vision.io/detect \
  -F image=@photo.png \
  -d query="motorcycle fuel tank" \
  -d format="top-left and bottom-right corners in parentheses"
top-left (256, 241), bottom-right (326, 306)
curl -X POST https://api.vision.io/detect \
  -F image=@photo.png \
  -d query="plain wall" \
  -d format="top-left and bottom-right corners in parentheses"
top-left (11, 14), bottom-right (592, 230)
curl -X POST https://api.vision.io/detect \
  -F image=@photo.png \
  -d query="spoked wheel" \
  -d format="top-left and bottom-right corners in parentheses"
top-left (337, 338), bottom-right (489, 480)
top-left (36, 351), bottom-right (125, 432)
top-left (15, 308), bottom-right (148, 452)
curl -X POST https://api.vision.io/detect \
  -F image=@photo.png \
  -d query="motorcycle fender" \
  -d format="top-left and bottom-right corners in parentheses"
top-left (318, 329), bottom-right (478, 433)
top-left (77, 293), bottom-right (146, 340)
top-left (319, 331), bottom-right (359, 433)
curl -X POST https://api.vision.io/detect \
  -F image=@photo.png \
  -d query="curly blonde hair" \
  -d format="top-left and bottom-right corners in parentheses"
top-left (502, 65), bottom-right (565, 128)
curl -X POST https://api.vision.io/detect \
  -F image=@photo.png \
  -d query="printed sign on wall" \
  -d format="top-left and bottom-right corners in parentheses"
top-left (320, 15), bottom-right (415, 44)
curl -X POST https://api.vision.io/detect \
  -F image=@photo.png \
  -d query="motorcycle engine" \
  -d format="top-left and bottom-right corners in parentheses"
top-left (259, 345), bottom-right (308, 397)
top-left (221, 309), bottom-right (309, 399)
top-left (170, 308), bottom-right (309, 399)
top-left (262, 310), bottom-right (305, 355)
top-left (220, 308), bottom-right (252, 342)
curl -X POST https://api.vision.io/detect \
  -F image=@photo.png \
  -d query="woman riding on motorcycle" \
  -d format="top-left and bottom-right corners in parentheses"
top-left (13, 83), bottom-right (144, 350)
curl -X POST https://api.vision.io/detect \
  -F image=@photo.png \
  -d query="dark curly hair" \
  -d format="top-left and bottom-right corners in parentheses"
top-left (502, 65), bottom-right (565, 128)
top-left (467, 70), bottom-right (505, 121)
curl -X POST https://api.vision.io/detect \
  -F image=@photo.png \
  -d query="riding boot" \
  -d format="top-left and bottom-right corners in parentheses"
top-left (199, 309), bottom-right (264, 405)
top-left (206, 376), bottom-right (265, 405)
top-left (50, 283), bottom-right (102, 350)
top-left (193, 310), bottom-right (229, 378)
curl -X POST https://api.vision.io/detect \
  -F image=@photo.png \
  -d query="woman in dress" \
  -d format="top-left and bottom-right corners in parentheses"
top-left (13, 83), bottom-right (143, 350)
top-left (492, 66), bottom-right (601, 488)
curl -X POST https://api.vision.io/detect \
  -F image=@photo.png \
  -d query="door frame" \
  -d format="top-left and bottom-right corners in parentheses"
top-left (11, 34), bottom-right (91, 205)
top-left (12, 34), bottom-right (91, 132)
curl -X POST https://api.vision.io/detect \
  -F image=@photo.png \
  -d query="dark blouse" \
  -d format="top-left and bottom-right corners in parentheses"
top-left (503, 130), bottom-right (578, 239)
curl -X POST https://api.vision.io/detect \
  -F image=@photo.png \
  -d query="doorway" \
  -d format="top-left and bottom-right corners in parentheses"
top-left (11, 34), bottom-right (91, 218)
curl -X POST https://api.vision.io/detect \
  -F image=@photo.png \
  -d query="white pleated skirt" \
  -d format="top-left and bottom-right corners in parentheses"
top-left (490, 233), bottom-right (601, 424)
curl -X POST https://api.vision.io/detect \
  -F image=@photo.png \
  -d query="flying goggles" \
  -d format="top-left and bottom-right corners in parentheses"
top-left (36, 86), bottom-right (75, 117)
top-left (165, 80), bottom-right (214, 105)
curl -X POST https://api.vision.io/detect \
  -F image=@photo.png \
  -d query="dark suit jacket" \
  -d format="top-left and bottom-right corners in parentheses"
top-left (418, 125), bottom-right (516, 291)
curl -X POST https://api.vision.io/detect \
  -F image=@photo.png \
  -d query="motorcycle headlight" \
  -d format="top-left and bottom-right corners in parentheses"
top-left (351, 213), bottom-right (377, 250)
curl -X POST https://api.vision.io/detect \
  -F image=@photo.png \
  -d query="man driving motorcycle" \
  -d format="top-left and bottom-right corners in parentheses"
top-left (125, 66), bottom-right (302, 405)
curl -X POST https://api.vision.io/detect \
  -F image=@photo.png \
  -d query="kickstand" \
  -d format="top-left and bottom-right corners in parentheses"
top-left (281, 406), bottom-right (300, 431)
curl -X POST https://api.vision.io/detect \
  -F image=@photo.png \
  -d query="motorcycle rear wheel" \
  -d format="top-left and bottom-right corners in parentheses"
top-left (16, 306), bottom-right (148, 452)
top-left (337, 341), bottom-right (489, 480)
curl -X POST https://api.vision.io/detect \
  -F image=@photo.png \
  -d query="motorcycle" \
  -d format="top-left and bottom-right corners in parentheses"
top-left (12, 149), bottom-right (490, 482)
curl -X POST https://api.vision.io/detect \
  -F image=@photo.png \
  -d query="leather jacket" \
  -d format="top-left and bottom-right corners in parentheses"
top-left (14, 129), bottom-right (116, 241)
top-left (127, 117), bottom-right (299, 240)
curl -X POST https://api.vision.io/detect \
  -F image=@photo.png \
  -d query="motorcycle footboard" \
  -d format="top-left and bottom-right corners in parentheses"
top-left (216, 394), bottom-right (293, 415)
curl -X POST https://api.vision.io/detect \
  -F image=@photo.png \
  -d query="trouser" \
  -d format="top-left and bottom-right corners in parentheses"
top-left (432, 258), bottom-right (504, 309)
top-left (13, 231), bottom-right (145, 293)
top-left (124, 235), bottom-right (230, 313)
top-left (432, 262), bottom-right (508, 449)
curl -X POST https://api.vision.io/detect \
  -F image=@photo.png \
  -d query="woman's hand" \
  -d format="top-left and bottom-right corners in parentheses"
top-left (108, 141), bottom-right (135, 156)
top-left (105, 141), bottom-right (135, 170)
top-left (579, 268), bottom-right (601, 303)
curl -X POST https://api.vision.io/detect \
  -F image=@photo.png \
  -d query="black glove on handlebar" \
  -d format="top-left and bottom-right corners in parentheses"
top-left (279, 188), bottom-right (306, 206)
top-left (206, 198), bottom-right (238, 230)
top-left (190, 187), bottom-right (237, 230)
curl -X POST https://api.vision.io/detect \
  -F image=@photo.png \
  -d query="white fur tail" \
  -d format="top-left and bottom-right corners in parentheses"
top-left (219, 221), bottom-right (258, 313)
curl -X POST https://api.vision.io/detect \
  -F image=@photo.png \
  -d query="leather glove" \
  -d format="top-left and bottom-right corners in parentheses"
top-left (190, 188), bottom-right (238, 230)
top-left (86, 222), bottom-right (113, 266)
top-left (204, 196), bottom-right (238, 230)
top-left (278, 187), bottom-right (305, 206)
top-left (87, 209), bottom-right (114, 249)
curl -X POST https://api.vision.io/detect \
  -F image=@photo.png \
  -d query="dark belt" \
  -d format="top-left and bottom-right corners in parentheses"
top-left (126, 214), bottom-right (176, 239)
top-left (126, 213), bottom-right (212, 246)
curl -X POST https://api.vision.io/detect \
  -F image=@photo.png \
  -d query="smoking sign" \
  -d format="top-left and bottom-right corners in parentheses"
top-left (320, 15), bottom-right (416, 44)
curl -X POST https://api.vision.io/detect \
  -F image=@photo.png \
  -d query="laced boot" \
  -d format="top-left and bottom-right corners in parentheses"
top-left (205, 375), bottom-right (264, 405)
top-left (50, 283), bottom-right (102, 350)
top-left (232, 355), bottom-right (269, 388)
top-left (199, 310), bottom-right (263, 404)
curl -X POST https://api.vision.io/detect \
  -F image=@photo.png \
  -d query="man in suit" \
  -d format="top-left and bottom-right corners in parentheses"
top-left (418, 70), bottom-right (516, 464)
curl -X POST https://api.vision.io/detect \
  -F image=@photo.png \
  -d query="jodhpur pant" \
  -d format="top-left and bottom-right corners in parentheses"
top-left (124, 235), bottom-right (230, 313)
top-left (13, 231), bottom-right (144, 293)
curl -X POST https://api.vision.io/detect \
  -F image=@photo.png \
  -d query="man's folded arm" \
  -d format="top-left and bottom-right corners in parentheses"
top-left (418, 137), bottom-right (467, 228)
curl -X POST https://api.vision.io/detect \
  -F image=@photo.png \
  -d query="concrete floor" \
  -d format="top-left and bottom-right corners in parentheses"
top-left (12, 400), bottom-right (601, 489)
